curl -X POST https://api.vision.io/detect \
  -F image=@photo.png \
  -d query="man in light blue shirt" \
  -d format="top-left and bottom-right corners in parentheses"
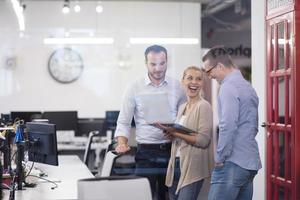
top-left (202, 46), bottom-right (261, 200)
top-left (114, 45), bottom-right (186, 200)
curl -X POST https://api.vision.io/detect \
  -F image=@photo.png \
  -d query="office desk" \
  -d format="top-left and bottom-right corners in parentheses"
top-left (58, 137), bottom-right (110, 169)
top-left (3, 155), bottom-right (94, 200)
top-left (57, 137), bottom-right (109, 151)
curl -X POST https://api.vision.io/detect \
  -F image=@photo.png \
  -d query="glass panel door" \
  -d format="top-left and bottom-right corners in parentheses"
top-left (266, 12), bottom-right (293, 200)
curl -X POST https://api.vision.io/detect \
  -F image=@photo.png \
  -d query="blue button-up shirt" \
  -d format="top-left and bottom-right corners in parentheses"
top-left (115, 75), bottom-right (186, 144)
top-left (216, 69), bottom-right (262, 170)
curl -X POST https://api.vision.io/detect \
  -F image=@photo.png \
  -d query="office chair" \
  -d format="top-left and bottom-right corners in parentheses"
top-left (83, 131), bottom-right (98, 167)
top-left (77, 176), bottom-right (152, 200)
top-left (83, 131), bottom-right (109, 174)
top-left (100, 147), bottom-right (136, 177)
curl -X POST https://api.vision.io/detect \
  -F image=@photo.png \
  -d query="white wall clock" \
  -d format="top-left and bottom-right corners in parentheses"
top-left (48, 48), bottom-right (83, 83)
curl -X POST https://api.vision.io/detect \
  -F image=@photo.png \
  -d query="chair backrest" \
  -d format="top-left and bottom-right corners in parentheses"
top-left (77, 176), bottom-right (152, 200)
top-left (100, 151), bottom-right (119, 177)
top-left (100, 149), bottom-right (136, 176)
top-left (83, 131), bottom-right (100, 166)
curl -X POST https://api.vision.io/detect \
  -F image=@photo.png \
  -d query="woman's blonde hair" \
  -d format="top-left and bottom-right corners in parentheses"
top-left (182, 66), bottom-right (203, 80)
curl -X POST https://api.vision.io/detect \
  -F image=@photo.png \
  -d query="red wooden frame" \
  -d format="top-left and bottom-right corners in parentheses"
top-left (294, 10), bottom-right (300, 200)
top-left (266, 2), bottom-right (300, 198)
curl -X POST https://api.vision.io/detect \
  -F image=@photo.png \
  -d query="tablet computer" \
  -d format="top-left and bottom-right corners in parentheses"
top-left (151, 123), bottom-right (196, 135)
top-left (139, 92), bottom-right (175, 124)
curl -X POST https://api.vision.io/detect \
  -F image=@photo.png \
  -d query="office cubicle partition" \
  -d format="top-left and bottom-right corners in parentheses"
top-left (10, 111), bottom-right (42, 123)
top-left (43, 111), bottom-right (79, 136)
top-left (78, 118), bottom-right (106, 137)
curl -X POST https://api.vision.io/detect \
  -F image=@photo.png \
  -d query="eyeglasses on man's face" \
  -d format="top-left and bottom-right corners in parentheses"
top-left (204, 62), bottom-right (218, 74)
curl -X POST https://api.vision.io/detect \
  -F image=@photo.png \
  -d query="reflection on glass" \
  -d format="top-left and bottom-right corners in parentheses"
top-left (278, 76), bottom-right (285, 124)
top-left (278, 186), bottom-right (292, 200)
top-left (287, 132), bottom-right (292, 180)
top-left (278, 22), bottom-right (285, 70)
top-left (271, 25), bottom-right (275, 71)
top-left (289, 77), bottom-right (291, 124)
top-left (288, 21), bottom-right (292, 69)
top-left (272, 78), bottom-right (276, 122)
top-left (279, 132), bottom-right (285, 178)
top-left (279, 186), bottom-right (284, 200)
top-left (272, 131), bottom-right (276, 175)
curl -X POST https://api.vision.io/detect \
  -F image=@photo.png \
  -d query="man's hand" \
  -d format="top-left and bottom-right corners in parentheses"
top-left (115, 143), bottom-right (131, 153)
top-left (215, 162), bottom-right (224, 167)
top-left (115, 136), bottom-right (130, 153)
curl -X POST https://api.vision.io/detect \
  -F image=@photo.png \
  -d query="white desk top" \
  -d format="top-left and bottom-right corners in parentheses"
top-left (57, 136), bottom-right (110, 151)
top-left (3, 155), bottom-right (94, 200)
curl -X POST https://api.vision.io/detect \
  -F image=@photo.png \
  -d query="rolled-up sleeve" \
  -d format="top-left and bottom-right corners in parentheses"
top-left (114, 84), bottom-right (135, 139)
top-left (194, 102), bottom-right (213, 148)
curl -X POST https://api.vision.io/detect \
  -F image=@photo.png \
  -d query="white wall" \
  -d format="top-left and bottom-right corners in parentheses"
top-left (251, 0), bottom-right (266, 199)
top-left (0, 1), bottom-right (201, 118)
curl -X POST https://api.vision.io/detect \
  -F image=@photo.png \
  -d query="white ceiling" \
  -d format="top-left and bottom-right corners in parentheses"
top-left (23, 0), bottom-right (204, 2)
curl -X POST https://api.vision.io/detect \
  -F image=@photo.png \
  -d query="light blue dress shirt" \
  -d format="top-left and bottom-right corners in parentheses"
top-left (115, 75), bottom-right (186, 144)
top-left (216, 69), bottom-right (262, 170)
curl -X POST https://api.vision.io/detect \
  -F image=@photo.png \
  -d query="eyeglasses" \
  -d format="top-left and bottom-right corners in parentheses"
top-left (204, 63), bottom-right (218, 74)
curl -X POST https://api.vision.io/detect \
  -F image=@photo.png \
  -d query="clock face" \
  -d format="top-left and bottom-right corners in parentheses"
top-left (48, 48), bottom-right (83, 83)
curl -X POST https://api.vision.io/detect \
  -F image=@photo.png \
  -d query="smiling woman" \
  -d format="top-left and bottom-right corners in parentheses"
top-left (182, 66), bottom-right (204, 100)
top-left (164, 65), bottom-right (213, 200)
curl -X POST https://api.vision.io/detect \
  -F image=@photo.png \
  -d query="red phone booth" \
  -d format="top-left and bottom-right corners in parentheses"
top-left (266, 1), bottom-right (300, 199)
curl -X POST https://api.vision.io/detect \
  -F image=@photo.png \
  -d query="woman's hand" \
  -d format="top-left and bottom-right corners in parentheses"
top-left (163, 130), bottom-right (175, 140)
top-left (153, 122), bottom-right (177, 140)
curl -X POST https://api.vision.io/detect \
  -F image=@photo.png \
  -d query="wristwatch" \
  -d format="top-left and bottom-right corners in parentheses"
top-left (48, 48), bottom-right (83, 83)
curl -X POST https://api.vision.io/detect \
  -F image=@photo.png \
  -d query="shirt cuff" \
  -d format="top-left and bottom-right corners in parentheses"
top-left (114, 127), bottom-right (130, 139)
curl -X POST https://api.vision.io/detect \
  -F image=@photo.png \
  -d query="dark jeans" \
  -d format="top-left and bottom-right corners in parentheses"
top-left (169, 158), bottom-right (204, 200)
top-left (208, 161), bottom-right (258, 200)
top-left (135, 143), bottom-right (171, 200)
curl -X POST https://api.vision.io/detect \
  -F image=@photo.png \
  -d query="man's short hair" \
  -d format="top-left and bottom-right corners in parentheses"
top-left (144, 45), bottom-right (168, 62)
top-left (202, 45), bottom-right (234, 68)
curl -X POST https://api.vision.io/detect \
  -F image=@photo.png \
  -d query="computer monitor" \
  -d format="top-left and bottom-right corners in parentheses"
top-left (1, 113), bottom-right (10, 124)
top-left (105, 111), bottom-right (120, 129)
top-left (78, 118), bottom-right (106, 136)
top-left (10, 111), bottom-right (42, 123)
top-left (42, 111), bottom-right (79, 136)
top-left (105, 111), bottom-right (135, 128)
top-left (26, 122), bottom-right (59, 166)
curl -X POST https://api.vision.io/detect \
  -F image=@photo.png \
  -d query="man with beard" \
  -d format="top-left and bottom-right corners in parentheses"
top-left (115, 45), bottom-right (186, 200)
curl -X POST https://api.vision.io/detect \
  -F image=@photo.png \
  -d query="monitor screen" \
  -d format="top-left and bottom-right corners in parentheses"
top-left (105, 111), bottom-right (135, 128)
top-left (78, 118), bottom-right (106, 136)
top-left (10, 111), bottom-right (42, 123)
top-left (26, 122), bottom-right (59, 166)
top-left (105, 111), bottom-right (120, 129)
top-left (1, 113), bottom-right (10, 124)
top-left (42, 111), bottom-right (79, 136)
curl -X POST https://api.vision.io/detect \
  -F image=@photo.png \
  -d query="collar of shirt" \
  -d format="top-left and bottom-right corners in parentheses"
top-left (144, 74), bottom-right (168, 87)
top-left (221, 69), bottom-right (241, 85)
